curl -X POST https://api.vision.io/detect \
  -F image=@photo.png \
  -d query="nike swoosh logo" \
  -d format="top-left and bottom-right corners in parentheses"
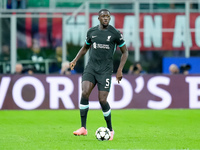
top-left (92, 36), bottom-right (97, 38)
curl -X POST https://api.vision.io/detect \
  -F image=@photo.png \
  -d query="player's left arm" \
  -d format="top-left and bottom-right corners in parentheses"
top-left (116, 44), bottom-right (128, 83)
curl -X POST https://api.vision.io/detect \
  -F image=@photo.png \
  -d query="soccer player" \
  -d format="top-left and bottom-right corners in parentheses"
top-left (70, 9), bottom-right (128, 140)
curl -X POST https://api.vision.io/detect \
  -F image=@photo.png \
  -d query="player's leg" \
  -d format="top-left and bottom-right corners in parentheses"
top-left (98, 92), bottom-right (112, 132)
top-left (73, 81), bottom-right (95, 135)
top-left (98, 91), bottom-right (114, 140)
top-left (80, 81), bottom-right (95, 129)
top-left (73, 73), bottom-right (96, 136)
top-left (97, 74), bottom-right (114, 140)
top-left (98, 91), bottom-right (113, 131)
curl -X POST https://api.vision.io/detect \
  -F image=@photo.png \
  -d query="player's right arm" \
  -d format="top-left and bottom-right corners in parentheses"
top-left (70, 28), bottom-right (93, 70)
top-left (70, 43), bottom-right (90, 70)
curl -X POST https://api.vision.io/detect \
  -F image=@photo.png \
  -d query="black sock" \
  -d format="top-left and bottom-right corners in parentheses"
top-left (100, 102), bottom-right (113, 131)
top-left (80, 97), bottom-right (89, 129)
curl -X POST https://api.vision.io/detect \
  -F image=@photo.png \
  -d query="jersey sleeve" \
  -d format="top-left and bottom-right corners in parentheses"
top-left (115, 30), bottom-right (125, 47)
top-left (85, 29), bottom-right (92, 45)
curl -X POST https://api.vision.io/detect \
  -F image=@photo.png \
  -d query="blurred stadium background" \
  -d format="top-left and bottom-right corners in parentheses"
top-left (0, 0), bottom-right (200, 74)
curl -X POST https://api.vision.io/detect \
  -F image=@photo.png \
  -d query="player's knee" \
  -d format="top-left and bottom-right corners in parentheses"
top-left (82, 90), bottom-right (90, 99)
top-left (99, 92), bottom-right (108, 104)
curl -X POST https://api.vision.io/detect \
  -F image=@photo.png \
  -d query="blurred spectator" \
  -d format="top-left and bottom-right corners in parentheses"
top-left (29, 39), bottom-right (46, 73)
top-left (0, 45), bottom-right (10, 61)
top-left (26, 69), bottom-right (34, 75)
top-left (22, 65), bottom-right (36, 75)
top-left (11, 0), bottom-right (26, 9)
top-left (60, 61), bottom-right (76, 75)
top-left (190, 3), bottom-right (199, 9)
top-left (48, 46), bottom-right (63, 73)
top-left (14, 63), bottom-right (36, 75)
top-left (169, 1), bottom-right (191, 9)
top-left (15, 63), bottom-right (23, 74)
top-left (31, 39), bottom-right (44, 61)
top-left (0, 45), bottom-right (10, 73)
top-left (180, 64), bottom-right (191, 75)
top-left (7, 0), bottom-right (12, 9)
top-left (128, 62), bottom-right (146, 75)
top-left (169, 64), bottom-right (179, 74)
top-left (55, 46), bottom-right (62, 63)
top-left (170, 2), bottom-right (196, 9)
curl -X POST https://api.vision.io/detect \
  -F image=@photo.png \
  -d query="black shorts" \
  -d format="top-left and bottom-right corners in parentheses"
top-left (82, 72), bottom-right (112, 92)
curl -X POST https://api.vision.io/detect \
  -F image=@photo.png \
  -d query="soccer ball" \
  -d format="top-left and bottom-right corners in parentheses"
top-left (95, 127), bottom-right (111, 141)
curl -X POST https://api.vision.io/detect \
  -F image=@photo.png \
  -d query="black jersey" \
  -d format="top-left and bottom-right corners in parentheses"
top-left (85, 25), bottom-right (125, 74)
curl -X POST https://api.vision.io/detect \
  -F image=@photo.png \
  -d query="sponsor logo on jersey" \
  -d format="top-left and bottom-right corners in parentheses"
top-left (93, 42), bottom-right (110, 49)
top-left (93, 42), bottom-right (97, 49)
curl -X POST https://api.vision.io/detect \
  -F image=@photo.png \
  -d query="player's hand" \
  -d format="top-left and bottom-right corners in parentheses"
top-left (70, 61), bottom-right (76, 70)
top-left (116, 69), bottom-right (123, 84)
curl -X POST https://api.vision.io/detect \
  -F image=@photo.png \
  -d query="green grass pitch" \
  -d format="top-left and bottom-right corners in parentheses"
top-left (0, 109), bottom-right (200, 150)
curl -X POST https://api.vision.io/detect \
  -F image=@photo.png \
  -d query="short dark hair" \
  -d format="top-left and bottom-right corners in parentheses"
top-left (98, 9), bottom-right (110, 15)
